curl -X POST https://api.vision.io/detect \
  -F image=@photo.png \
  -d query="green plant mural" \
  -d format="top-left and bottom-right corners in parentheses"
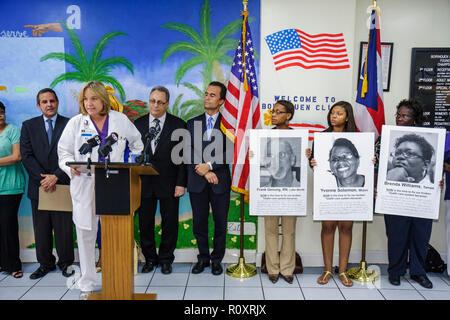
top-left (40, 22), bottom-right (133, 102)
top-left (161, 0), bottom-right (243, 90)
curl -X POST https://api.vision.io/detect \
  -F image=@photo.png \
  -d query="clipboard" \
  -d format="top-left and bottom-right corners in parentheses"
top-left (38, 184), bottom-right (73, 212)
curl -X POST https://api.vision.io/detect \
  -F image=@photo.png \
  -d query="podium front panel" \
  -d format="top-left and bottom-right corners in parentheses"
top-left (95, 168), bottom-right (130, 215)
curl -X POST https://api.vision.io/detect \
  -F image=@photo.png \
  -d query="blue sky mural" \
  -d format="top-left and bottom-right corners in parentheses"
top-left (0, 0), bottom-right (260, 249)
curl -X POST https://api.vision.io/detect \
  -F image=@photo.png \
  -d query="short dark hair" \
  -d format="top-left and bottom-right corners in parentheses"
top-left (326, 101), bottom-right (357, 132)
top-left (37, 88), bottom-right (58, 105)
top-left (275, 100), bottom-right (295, 119)
top-left (208, 81), bottom-right (227, 100)
top-left (396, 99), bottom-right (426, 126)
top-left (394, 133), bottom-right (434, 162)
top-left (329, 138), bottom-right (360, 160)
top-left (0, 101), bottom-right (5, 112)
top-left (150, 86), bottom-right (170, 103)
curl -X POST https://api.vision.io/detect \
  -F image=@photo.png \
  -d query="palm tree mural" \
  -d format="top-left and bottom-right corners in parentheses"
top-left (40, 22), bottom-right (133, 102)
top-left (161, 0), bottom-right (245, 90)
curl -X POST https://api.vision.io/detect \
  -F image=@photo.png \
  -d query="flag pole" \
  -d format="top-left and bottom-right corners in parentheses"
top-left (226, 0), bottom-right (257, 279)
top-left (347, 0), bottom-right (380, 283)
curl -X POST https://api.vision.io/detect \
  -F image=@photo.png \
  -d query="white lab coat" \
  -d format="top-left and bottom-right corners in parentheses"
top-left (58, 110), bottom-right (143, 230)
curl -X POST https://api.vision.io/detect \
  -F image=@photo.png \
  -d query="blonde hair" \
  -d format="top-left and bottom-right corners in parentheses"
top-left (78, 81), bottom-right (111, 116)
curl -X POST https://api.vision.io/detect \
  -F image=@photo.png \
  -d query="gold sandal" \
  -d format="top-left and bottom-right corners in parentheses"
top-left (338, 272), bottom-right (353, 287)
top-left (317, 270), bottom-right (333, 285)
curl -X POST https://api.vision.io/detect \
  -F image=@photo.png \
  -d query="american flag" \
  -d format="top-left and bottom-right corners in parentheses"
top-left (354, 9), bottom-right (385, 140)
top-left (265, 28), bottom-right (350, 71)
top-left (221, 16), bottom-right (261, 195)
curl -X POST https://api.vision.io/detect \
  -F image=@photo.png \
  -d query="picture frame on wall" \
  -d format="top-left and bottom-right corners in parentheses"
top-left (358, 41), bottom-right (394, 92)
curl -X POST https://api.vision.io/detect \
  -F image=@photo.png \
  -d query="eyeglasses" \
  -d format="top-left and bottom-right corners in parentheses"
top-left (266, 151), bottom-right (290, 159)
top-left (395, 113), bottom-right (413, 120)
top-left (149, 99), bottom-right (167, 107)
top-left (270, 110), bottom-right (287, 115)
top-left (392, 150), bottom-right (423, 159)
top-left (329, 153), bottom-right (355, 162)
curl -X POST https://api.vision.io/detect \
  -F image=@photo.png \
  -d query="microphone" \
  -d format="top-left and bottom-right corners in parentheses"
top-left (98, 132), bottom-right (119, 158)
top-left (135, 127), bottom-right (157, 164)
top-left (79, 135), bottom-right (101, 155)
top-left (145, 126), bottom-right (157, 141)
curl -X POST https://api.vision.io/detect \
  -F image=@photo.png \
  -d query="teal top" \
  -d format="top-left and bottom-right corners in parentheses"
top-left (0, 124), bottom-right (25, 195)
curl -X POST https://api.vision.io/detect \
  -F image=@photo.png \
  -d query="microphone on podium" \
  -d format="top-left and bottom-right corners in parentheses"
top-left (135, 127), bottom-right (157, 165)
top-left (79, 135), bottom-right (102, 155)
top-left (98, 132), bottom-right (119, 158)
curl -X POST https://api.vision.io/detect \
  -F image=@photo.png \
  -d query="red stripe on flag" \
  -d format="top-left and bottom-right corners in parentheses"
top-left (276, 62), bottom-right (350, 70)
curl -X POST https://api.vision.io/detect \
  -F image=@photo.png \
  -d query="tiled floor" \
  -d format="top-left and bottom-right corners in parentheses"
top-left (1, 262), bottom-right (450, 300)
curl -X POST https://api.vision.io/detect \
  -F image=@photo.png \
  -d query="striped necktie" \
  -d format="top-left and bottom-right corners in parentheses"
top-left (152, 118), bottom-right (161, 147)
top-left (207, 116), bottom-right (214, 140)
top-left (46, 119), bottom-right (53, 145)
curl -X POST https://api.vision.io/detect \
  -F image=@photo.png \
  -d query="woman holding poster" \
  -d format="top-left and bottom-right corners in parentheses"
top-left (375, 99), bottom-right (434, 289)
top-left (306, 101), bottom-right (357, 287)
top-left (262, 100), bottom-right (298, 284)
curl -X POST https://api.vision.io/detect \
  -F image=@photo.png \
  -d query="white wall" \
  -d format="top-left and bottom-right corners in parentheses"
top-left (257, 0), bottom-right (450, 266)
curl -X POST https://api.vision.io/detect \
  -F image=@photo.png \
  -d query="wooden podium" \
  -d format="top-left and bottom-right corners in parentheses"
top-left (67, 162), bottom-right (158, 300)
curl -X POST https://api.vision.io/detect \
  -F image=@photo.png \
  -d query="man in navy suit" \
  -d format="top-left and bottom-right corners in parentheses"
top-left (20, 88), bottom-right (74, 279)
top-left (134, 86), bottom-right (186, 275)
top-left (187, 81), bottom-right (232, 275)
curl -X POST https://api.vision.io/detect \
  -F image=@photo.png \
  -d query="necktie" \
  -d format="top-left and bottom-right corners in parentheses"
top-left (46, 119), bottom-right (53, 145)
top-left (152, 118), bottom-right (161, 147)
top-left (207, 116), bottom-right (213, 140)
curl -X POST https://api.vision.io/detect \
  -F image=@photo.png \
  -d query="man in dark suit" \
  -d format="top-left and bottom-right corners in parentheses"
top-left (134, 86), bottom-right (186, 275)
top-left (20, 88), bottom-right (74, 279)
top-left (187, 81), bottom-right (232, 276)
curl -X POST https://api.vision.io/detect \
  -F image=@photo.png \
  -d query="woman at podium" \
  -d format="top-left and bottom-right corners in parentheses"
top-left (58, 81), bottom-right (143, 300)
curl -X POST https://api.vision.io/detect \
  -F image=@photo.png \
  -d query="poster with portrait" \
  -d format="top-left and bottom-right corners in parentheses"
top-left (375, 125), bottom-right (446, 219)
top-left (313, 132), bottom-right (375, 221)
top-left (249, 129), bottom-right (309, 216)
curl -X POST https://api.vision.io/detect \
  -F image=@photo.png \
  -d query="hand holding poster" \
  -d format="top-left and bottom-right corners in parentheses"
top-left (249, 129), bottom-right (309, 216)
top-left (313, 132), bottom-right (374, 221)
top-left (375, 125), bottom-right (446, 219)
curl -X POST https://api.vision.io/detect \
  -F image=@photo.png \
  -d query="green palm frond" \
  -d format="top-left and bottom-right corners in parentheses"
top-left (216, 38), bottom-right (239, 55)
top-left (162, 23), bottom-right (203, 47)
top-left (61, 22), bottom-right (89, 74)
top-left (161, 42), bottom-right (205, 64)
top-left (217, 55), bottom-right (233, 66)
top-left (200, 0), bottom-right (212, 45)
top-left (40, 52), bottom-right (84, 72)
top-left (170, 93), bottom-right (184, 117)
top-left (174, 56), bottom-right (206, 86)
top-left (49, 72), bottom-right (88, 88)
top-left (90, 31), bottom-right (128, 70)
top-left (213, 19), bottom-right (241, 50)
top-left (93, 57), bottom-right (134, 76)
top-left (95, 75), bottom-right (126, 102)
top-left (181, 101), bottom-right (205, 120)
top-left (182, 82), bottom-right (204, 98)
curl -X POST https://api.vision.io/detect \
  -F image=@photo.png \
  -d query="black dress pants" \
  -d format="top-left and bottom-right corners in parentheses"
top-left (190, 186), bottom-right (230, 264)
top-left (0, 194), bottom-right (22, 272)
top-left (384, 214), bottom-right (432, 276)
top-left (31, 199), bottom-right (74, 269)
top-left (139, 195), bottom-right (180, 264)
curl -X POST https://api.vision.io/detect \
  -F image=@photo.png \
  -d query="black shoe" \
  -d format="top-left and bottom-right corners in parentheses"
top-left (141, 261), bottom-right (157, 273)
top-left (192, 261), bottom-right (210, 274)
top-left (161, 263), bottom-right (172, 275)
top-left (411, 274), bottom-right (433, 289)
top-left (268, 274), bottom-right (279, 283)
top-left (29, 265), bottom-right (56, 279)
top-left (388, 275), bottom-right (401, 286)
top-left (211, 262), bottom-right (223, 276)
top-left (60, 264), bottom-right (75, 278)
top-left (281, 274), bottom-right (294, 284)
